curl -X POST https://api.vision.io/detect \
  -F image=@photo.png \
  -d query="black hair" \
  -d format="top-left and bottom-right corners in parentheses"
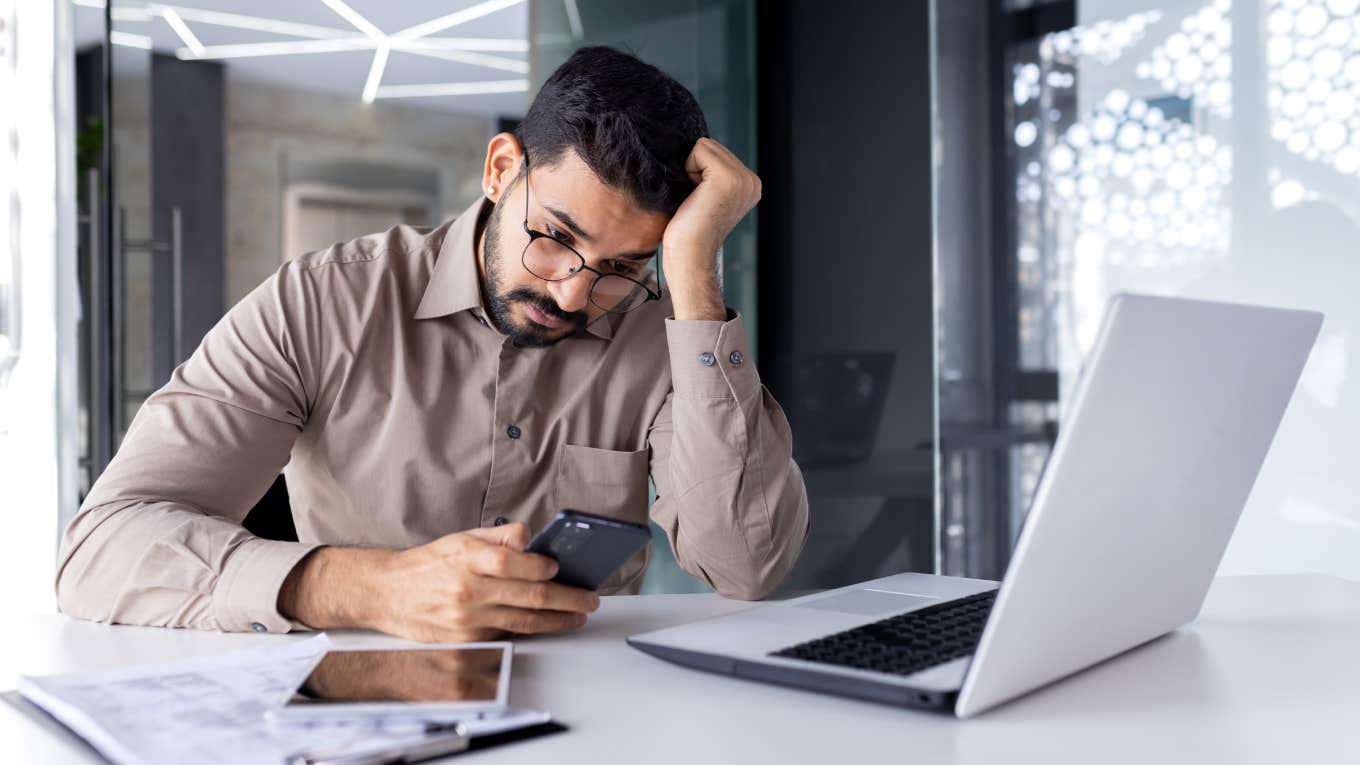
top-left (515, 46), bottom-right (708, 215)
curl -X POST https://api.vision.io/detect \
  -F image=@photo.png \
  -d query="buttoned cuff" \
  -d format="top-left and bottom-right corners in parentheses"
top-left (665, 310), bottom-right (760, 400)
top-left (213, 537), bottom-right (321, 634)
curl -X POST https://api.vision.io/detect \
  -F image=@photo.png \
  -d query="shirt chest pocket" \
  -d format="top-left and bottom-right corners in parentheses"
top-left (553, 443), bottom-right (651, 521)
top-left (553, 443), bottom-right (653, 594)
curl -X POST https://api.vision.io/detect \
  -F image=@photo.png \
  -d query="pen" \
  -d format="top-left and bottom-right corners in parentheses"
top-left (288, 723), bottom-right (470, 765)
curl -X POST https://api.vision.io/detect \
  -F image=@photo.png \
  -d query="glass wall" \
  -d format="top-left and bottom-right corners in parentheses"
top-left (79, 0), bottom-right (765, 593)
top-left (943, 0), bottom-right (1360, 582)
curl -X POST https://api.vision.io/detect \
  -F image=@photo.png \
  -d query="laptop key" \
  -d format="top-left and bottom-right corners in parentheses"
top-left (770, 590), bottom-right (998, 678)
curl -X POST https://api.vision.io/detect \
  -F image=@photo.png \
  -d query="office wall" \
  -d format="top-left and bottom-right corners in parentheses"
top-left (223, 78), bottom-right (490, 306)
top-left (110, 72), bottom-right (492, 429)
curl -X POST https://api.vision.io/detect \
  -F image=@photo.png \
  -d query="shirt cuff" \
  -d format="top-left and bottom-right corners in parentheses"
top-left (665, 309), bottom-right (760, 400)
top-left (213, 537), bottom-right (321, 633)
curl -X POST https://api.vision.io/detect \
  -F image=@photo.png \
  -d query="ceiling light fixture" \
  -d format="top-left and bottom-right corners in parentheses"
top-left (394, 37), bottom-right (529, 53)
top-left (177, 38), bottom-right (375, 60)
top-left (375, 79), bottom-right (529, 99)
top-left (564, 0), bottom-right (584, 40)
top-left (362, 43), bottom-right (390, 104)
top-left (109, 31), bottom-right (153, 49)
top-left (149, 5), bottom-right (353, 40)
top-left (393, 0), bottom-right (528, 40)
top-left (319, 0), bottom-right (385, 42)
top-left (404, 48), bottom-right (529, 74)
top-left (74, 0), bottom-right (151, 22)
top-left (75, 0), bottom-right (533, 103)
top-left (156, 6), bottom-right (206, 58)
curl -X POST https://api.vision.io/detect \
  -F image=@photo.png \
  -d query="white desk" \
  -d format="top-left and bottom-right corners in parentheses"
top-left (4, 574), bottom-right (1359, 764)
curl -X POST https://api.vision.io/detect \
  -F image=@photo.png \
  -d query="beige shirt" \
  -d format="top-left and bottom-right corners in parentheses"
top-left (56, 199), bottom-right (809, 633)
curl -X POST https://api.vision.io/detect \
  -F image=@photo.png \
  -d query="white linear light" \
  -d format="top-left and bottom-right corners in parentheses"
top-left (362, 44), bottom-right (390, 104)
top-left (405, 48), bottom-right (529, 74)
top-left (75, 0), bottom-right (531, 102)
top-left (564, 0), bottom-right (584, 40)
top-left (320, 0), bottom-right (385, 42)
top-left (177, 38), bottom-right (375, 60)
top-left (157, 6), bottom-right (206, 58)
top-left (150, 5), bottom-right (353, 40)
top-left (110, 31), bottom-right (153, 49)
top-left (375, 79), bottom-right (529, 99)
top-left (394, 37), bottom-right (529, 53)
top-left (144, 5), bottom-right (528, 53)
top-left (73, 0), bottom-right (152, 22)
top-left (394, 0), bottom-right (528, 40)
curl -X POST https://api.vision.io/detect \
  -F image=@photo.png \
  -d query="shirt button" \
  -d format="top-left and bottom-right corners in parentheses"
top-left (493, 516), bottom-right (509, 526)
top-left (729, 350), bottom-right (744, 365)
top-left (700, 352), bottom-right (715, 367)
top-left (506, 425), bottom-right (522, 440)
top-left (251, 622), bottom-right (268, 633)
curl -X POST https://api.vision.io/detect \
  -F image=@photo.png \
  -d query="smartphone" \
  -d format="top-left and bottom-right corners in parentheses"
top-left (525, 509), bottom-right (652, 590)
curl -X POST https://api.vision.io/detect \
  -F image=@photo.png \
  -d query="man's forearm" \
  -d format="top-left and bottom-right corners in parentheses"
top-left (650, 310), bottom-right (810, 600)
top-left (278, 546), bottom-right (396, 630)
top-left (664, 258), bottom-right (727, 322)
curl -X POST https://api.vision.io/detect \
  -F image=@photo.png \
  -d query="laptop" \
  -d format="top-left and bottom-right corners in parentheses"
top-left (628, 293), bottom-right (1322, 718)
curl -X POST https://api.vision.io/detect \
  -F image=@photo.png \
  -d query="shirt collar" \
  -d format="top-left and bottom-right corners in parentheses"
top-left (413, 198), bottom-right (486, 321)
top-left (413, 198), bottom-right (618, 341)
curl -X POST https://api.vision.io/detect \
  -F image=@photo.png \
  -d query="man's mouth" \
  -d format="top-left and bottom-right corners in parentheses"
top-left (524, 301), bottom-right (568, 329)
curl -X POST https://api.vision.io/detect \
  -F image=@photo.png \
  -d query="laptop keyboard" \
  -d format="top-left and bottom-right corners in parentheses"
top-left (769, 590), bottom-right (998, 677)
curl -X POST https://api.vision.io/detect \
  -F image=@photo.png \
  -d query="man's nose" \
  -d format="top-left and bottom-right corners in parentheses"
top-left (548, 271), bottom-right (591, 313)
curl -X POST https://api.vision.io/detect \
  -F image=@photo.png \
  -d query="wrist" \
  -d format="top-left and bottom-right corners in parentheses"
top-left (279, 546), bottom-right (394, 630)
top-left (661, 247), bottom-right (720, 284)
top-left (663, 254), bottom-right (725, 321)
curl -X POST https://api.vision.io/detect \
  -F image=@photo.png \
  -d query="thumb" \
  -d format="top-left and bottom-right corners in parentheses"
top-left (464, 521), bottom-right (531, 551)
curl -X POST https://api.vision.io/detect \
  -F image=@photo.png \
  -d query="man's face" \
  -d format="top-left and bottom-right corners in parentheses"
top-left (479, 150), bottom-right (670, 347)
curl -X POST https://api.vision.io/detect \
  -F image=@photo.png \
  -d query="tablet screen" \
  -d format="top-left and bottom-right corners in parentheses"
top-left (285, 647), bottom-right (507, 706)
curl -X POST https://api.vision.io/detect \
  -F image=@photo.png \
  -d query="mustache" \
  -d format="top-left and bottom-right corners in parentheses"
top-left (505, 287), bottom-right (588, 327)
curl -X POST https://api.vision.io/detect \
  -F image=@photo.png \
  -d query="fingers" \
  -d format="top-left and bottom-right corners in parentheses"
top-left (488, 577), bottom-right (600, 614)
top-left (684, 145), bottom-right (705, 184)
top-left (688, 138), bottom-right (761, 203)
top-left (463, 521), bottom-right (532, 550)
top-left (482, 604), bottom-right (590, 635)
top-left (466, 540), bottom-right (559, 582)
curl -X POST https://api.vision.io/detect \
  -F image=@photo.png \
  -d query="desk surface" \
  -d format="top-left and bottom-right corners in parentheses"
top-left (4, 574), bottom-right (1360, 765)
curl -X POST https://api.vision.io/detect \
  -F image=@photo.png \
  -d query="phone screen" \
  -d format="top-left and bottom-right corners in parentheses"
top-left (284, 647), bottom-right (506, 706)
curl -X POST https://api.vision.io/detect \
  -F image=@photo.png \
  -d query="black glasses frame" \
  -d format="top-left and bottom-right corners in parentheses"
top-left (519, 157), bottom-right (662, 314)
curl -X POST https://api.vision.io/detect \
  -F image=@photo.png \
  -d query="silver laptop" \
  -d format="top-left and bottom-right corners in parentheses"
top-left (629, 293), bottom-right (1322, 718)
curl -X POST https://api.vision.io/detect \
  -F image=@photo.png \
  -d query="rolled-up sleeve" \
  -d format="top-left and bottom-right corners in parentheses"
top-left (647, 311), bottom-right (810, 600)
top-left (55, 262), bottom-right (322, 632)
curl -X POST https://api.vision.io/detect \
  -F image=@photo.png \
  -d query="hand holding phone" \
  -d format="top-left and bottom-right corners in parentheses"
top-left (526, 510), bottom-right (652, 591)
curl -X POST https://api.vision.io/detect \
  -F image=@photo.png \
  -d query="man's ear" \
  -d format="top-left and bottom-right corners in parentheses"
top-left (481, 132), bottom-right (524, 203)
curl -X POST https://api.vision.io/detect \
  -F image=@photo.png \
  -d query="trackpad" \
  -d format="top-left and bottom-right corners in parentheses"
top-left (796, 590), bottom-right (939, 616)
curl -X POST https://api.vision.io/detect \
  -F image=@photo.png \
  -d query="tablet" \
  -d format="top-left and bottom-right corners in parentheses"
top-left (270, 642), bottom-right (512, 721)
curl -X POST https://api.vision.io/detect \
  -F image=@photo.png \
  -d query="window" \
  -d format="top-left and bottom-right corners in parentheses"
top-left (0, 1), bottom-right (19, 435)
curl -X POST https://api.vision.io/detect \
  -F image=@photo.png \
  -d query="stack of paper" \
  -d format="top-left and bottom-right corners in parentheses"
top-left (17, 635), bottom-right (550, 765)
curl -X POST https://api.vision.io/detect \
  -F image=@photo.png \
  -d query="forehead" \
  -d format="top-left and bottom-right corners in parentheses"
top-left (528, 150), bottom-right (670, 253)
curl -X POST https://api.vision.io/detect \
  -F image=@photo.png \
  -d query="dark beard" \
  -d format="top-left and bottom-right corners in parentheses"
top-left (481, 191), bottom-right (589, 348)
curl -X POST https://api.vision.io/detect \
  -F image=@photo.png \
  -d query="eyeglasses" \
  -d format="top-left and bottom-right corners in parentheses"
top-left (520, 158), bottom-right (661, 315)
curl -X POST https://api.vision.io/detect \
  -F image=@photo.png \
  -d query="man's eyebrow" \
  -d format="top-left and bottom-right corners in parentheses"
top-left (543, 205), bottom-right (593, 242)
top-left (544, 204), bottom-right (657, 261)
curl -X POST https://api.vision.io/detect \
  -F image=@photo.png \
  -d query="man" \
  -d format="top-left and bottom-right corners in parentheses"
top-left (56, 47), bottom-right (808, 643)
